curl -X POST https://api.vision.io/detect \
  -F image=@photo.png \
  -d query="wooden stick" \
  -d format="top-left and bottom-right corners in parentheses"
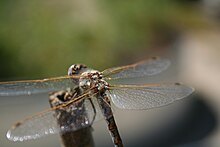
top-left (48, 89), bottom-right (95, 147)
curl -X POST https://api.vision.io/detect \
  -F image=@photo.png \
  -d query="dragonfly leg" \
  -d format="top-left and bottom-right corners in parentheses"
top-left (89, 98), bottom-right (96, 124)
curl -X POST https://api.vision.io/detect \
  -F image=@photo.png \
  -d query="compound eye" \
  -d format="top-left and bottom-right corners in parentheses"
top-left (68, 65), bottom-right (76, 76)
top-left (68, 64), bottom-right (87, 76)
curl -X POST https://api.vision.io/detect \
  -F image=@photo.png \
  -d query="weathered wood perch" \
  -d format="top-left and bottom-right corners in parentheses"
top-left (48, 88), bottom-right (95, 147)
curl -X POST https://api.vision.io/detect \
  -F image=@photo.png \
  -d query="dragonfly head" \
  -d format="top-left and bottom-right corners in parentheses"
top-left (68, 64), bottom-right (87, 76)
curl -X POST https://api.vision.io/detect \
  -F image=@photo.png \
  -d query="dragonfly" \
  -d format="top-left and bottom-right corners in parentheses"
top-left (0, 57), bottom-right (194, 147)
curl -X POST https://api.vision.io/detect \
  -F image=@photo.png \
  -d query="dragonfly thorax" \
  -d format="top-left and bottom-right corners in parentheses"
top-left (68, 64), bottom-right (108, 93)
top-left (79, 70), bottom-right (108, 93)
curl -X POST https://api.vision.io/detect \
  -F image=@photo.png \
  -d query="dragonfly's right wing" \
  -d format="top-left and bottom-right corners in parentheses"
top-left (0, 76), bottom-right (80, 96)
top-left (108, 83), bottom-right (194, 110)
top-left (102, 57), bottom-right (170, 80)
top-left (7, 98), bottom-right (98, 141)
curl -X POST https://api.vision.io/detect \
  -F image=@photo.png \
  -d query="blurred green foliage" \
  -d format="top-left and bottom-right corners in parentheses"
top-left (0, 0), bottom-right (205, 79)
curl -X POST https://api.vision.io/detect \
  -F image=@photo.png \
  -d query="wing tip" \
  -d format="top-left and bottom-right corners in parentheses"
top-left (174, 82), bottom-right (195, 92)
top-left (6, 129), bottom-right (42, 142)
top-left (6, 130), bottom-right (26, 142)
top-left (174, 83), bottom-right (195, 100)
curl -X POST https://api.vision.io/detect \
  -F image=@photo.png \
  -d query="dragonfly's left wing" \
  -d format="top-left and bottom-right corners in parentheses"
top-left (102, 57), bottom-right (170, 80)
top-left (7, 98), bottom-right (96, 141)
top-left (0, 76), bottom-right (80, 96)
top-left (108, 83), bottom-right (194, 110)
top-left (7, 108), bottom-right (61, 141)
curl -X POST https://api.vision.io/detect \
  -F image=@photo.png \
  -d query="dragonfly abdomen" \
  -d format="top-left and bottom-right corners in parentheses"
top-left (97, 93), bottom-right (124, 147)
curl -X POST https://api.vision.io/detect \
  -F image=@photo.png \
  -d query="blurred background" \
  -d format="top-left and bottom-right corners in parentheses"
top-left (0, 0), bottom-right (220, 146)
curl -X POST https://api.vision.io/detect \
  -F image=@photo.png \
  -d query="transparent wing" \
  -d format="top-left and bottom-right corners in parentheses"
top-left (108, 83), bottom-right (194, 110)
top-left (6, 98), bottom-right (100, 141)
top-left (7, 109), bottom-right (61, 141)
top-left (102, 57), bottom-right (170, 80)
top-left (0, 76), bottom-right (80, 96)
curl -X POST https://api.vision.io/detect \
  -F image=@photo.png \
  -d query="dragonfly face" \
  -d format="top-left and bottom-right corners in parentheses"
top-left (0, 57), bottom-right (194, 145)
